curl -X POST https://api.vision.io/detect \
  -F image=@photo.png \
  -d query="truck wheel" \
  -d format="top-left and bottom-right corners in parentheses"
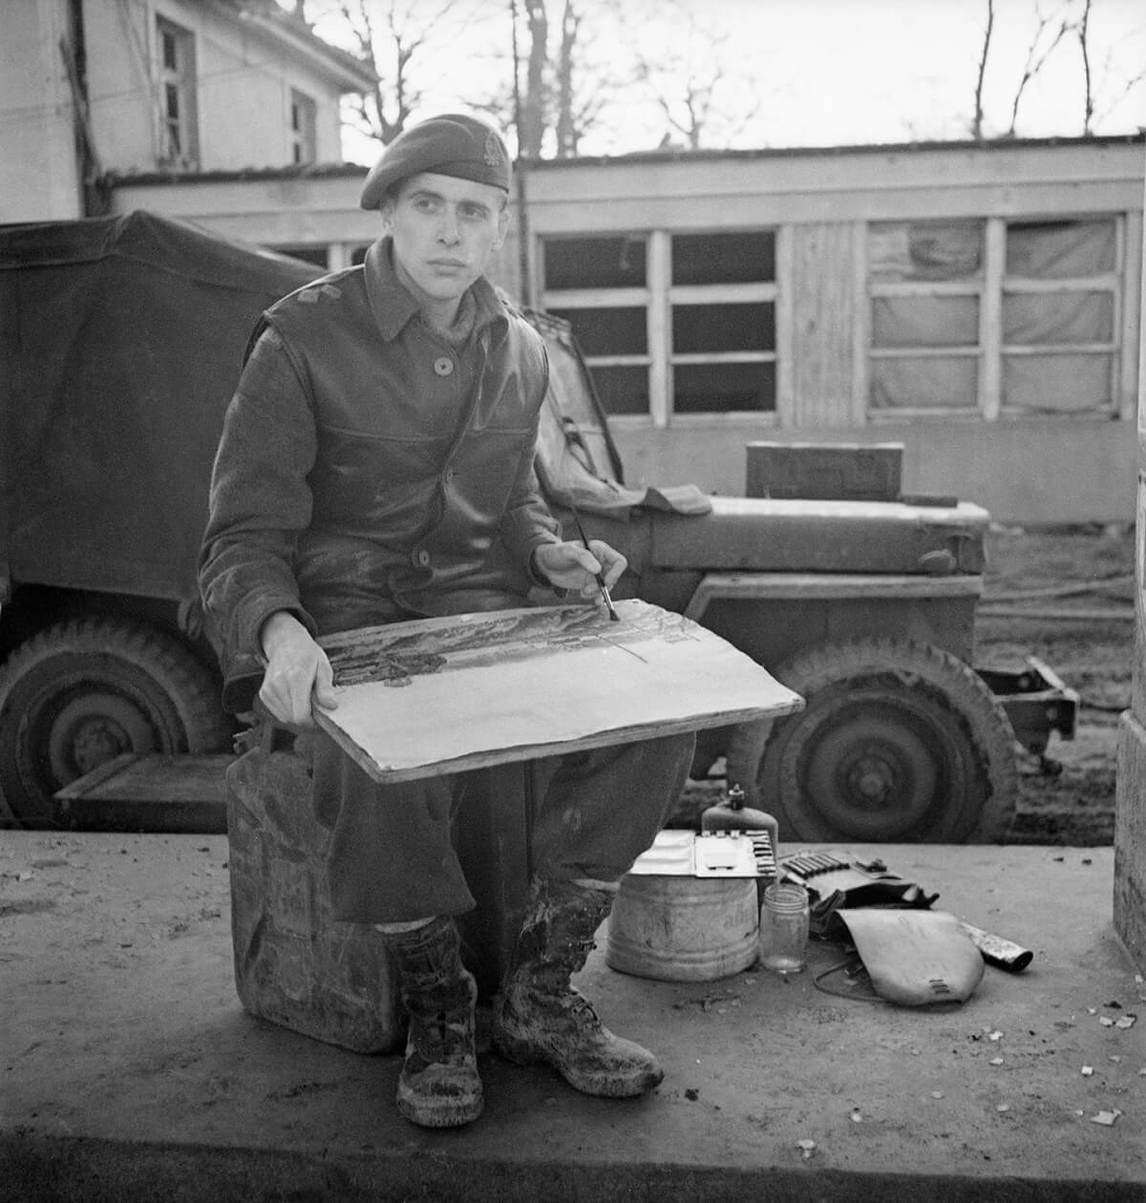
top-left (725, 639), bottom-right (1018, 844)
top-left (0, 618), bottom-right (230, 826)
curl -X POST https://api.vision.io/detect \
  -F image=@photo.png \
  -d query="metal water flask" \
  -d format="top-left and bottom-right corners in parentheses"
top-left (758, 882), bottom-right (809, 974)
top-left (700, 784), bottom-right (779, 848)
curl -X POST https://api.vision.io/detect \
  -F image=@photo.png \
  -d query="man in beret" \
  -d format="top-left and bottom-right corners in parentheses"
top-left (200, 113), bottom-right (694, 1128)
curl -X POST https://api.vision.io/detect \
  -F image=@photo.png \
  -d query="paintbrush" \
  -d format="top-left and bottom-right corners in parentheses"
top-left (569, 508), bottom-right (620, 622)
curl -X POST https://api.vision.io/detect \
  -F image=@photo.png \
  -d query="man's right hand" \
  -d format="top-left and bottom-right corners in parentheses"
top-left (258, 611), bottom-right (338, 727)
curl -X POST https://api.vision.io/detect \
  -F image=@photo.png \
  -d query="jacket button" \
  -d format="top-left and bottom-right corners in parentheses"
top-left (433, 356), bottom-right (454, 377)
top-left (413, 548), bottom-right (432, 568)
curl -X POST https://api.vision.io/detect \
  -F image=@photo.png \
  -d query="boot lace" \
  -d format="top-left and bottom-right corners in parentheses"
top-left (407, 1008), bottom-right (473, 1073)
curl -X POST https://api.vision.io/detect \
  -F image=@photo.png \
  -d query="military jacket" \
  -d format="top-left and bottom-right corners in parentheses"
top-left (199, 237), bottom-right (561, 711)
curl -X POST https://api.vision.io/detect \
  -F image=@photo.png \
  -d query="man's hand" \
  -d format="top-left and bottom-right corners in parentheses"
top-left (533, 539), bottom-right (627, 599)
top-left (258, 611), bottom-right (338, 727)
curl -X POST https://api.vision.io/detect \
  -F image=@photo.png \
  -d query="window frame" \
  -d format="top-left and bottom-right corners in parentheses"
top-left (155, 16), bottom-right (198, 168)
top-left (865, 212), bottom-right (1125, 422)
top-left (865, 218), bottom-right (986, 420)
top-left (289, 88), bottom-right (317, 166)
top-left (539, 227), bottom-right (780, 428)
top-left (997, 214), bottom-right (1123, 419)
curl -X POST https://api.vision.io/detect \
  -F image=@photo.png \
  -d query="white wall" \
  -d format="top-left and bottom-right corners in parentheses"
top-left (85, 0), bottom-right (350, 174)
top-left (0, 0), bottom-right (363, 221)
top-left (0, 0), bottom-right (81, 220)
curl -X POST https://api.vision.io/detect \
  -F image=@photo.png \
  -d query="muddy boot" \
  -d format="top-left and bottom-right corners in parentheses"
top-left (382, 916), bottom-right (483, 1128)
top-left (492, 880), bottom-right (663, 1098)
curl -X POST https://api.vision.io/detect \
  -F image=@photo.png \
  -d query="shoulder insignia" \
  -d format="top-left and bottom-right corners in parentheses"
top-left (297, 282), bottom-right (343, 304)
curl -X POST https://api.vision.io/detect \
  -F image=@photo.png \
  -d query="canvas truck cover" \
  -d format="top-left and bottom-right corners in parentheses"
top-left (0, 211), bottom-right (320, 605)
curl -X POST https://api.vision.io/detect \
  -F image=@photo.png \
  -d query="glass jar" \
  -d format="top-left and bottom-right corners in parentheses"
top-left (758, 883), bottom-right (809, 974)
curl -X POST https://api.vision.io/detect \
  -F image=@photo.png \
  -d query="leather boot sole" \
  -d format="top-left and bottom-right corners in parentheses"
top-left (493, 1025), bottom-right (663, 1098)
top-left (396, 1074), bottom-right (484, 1128)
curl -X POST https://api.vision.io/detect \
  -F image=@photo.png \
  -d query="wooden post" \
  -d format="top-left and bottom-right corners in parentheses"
top-left (1113, 156), bottom-right (1146, 970)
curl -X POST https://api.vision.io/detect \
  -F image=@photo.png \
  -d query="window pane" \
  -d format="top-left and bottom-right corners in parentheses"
top-left (549, 307), bottom-right (646, 357)
top-left (869, 221), bottom-right (983, 282)
top-left (674, 362), bottom-right (775, 414)
top-left (872, 295), bottom-right (979, 347)
top-left (1003, 353), bottom-right (1113, 413)
top-left (543, 236), bottom-right (646, 289)
top-left (162, 31), bottom-right (177, 70)
top-left (672, 231), bottom-right (775, 284)
top-left (870, 357), bottom-right (978, 410)
top-left (673, 302), bottom-right (774, 354)
top-left (1006, 219), bottom-right (1116, 278)
top-left (1003, 291), bottom-right (1114, 345)
top-left (272, 245), bottom-right (329, 269)
top-left (590, 365), bottom-right (648, 415)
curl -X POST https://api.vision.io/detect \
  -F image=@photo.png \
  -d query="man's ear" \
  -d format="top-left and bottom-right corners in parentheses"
top-left (380, 196), bottom-right (396, 232)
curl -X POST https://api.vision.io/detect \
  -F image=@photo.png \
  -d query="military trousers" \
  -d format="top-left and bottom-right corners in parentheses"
top-left (313, 730), bottom-right (696, 924)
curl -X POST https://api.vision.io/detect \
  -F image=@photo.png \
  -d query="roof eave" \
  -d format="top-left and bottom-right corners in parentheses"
top-left (204, 1), bottom-right (377, 93)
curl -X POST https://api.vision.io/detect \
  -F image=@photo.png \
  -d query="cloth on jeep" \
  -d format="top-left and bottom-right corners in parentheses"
top-left (535, 403), bottom-right (712, 517)
top-left (528, 306), bottom-right (711, 518)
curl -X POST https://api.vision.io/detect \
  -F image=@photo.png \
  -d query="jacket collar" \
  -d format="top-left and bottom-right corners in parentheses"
top-left (364, 236), bottom-right (508, 347)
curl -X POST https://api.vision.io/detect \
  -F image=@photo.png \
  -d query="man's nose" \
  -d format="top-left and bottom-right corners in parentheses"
top-left (437, 210), bottom-right (461, 244)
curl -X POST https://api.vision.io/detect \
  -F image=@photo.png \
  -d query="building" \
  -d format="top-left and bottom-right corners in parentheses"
top-left (2, 3), bottom-right (1141, 524)
top-left (108, 135), bottom-right (1146, 526)
top-left (1, 0), bottom-right (375, 222)
top-left (511, 139), bottom-right (1145, 527)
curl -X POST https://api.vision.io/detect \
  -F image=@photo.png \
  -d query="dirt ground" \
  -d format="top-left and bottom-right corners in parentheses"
top-left (974, 524), bottom-right (1136, 846)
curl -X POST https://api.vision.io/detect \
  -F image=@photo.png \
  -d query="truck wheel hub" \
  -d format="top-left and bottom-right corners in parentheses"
top-left (848, 754), bottom-right (896, 806)
top-left (48, 693), bottom-right (155, 781)
top-left (804, 707), bottom-right (938, 838)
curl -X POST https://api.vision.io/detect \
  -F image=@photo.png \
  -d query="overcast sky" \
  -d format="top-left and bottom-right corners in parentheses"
top-left (327, 0), bottom-right (1146, 162)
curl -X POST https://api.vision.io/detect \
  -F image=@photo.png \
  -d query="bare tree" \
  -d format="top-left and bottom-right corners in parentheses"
top-left (518, 0), bottom-right (548, 157)
top-left (305, 0), bottom-right (485, 147)
top-left (971, 0), bottom-right (995, 139)
top-left (554, 1), bottom-right (577, 153)
top-left (1075, 0), bottom-right (1095, 132)
top-left (1006, 2), bottom-right (1073, 136)
top-left (494, 0), bottom-right (613, 158)
top-left (612, 0), bottom-right (760, 150)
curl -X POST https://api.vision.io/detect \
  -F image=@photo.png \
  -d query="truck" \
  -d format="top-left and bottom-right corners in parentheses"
top-left (0, 212), bottom-right (319, 826)
top-left (0, 212), bottom-right (1072, 838)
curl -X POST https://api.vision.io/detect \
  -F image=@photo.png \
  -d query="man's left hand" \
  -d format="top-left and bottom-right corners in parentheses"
top-left (534, 539), bottom-right (627, 598)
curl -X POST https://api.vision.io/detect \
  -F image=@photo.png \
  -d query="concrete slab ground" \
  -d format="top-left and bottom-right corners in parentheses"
top-left (2, 832), bottom-right (1144, 1201)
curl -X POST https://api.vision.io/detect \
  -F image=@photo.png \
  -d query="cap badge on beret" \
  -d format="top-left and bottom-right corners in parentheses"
top-left (484, 130), bottom-right (505, 170)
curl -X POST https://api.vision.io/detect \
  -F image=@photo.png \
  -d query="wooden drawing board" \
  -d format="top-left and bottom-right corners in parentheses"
top-left (315, 599), bottom-right (803, 784)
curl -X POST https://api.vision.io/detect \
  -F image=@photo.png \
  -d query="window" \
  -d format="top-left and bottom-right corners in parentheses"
top-left (156, 17), bottom-right (198, 167)
top-left (540, 228), bottom-right (777, 423)
top-left (271, 245), bottom-right (329, 269)
top-left (669, 231), bottom-right (776, 415)
top-left (867, 215), bottom-right (1122, 419)
top-left (290, 89), bottom-right (317, 165)
top-left (867, 220), bottom-right (983, 414)
top-left (1001, 219), bottom-right (1118, 415)
top-left (543, 235), bottom-right (651, 418)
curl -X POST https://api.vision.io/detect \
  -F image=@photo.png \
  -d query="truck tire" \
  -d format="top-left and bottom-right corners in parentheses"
top-left (725, 639), bottom-right (1018, 844)
top-left (0, 618), bottom-right (231, 826)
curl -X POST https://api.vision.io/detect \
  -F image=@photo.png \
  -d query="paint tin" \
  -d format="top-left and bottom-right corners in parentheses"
top-left (605, 873), bottom-right (759, 982)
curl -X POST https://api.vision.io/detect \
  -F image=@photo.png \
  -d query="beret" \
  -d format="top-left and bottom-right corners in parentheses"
top-left (360, 113), bottom-right (511, 210)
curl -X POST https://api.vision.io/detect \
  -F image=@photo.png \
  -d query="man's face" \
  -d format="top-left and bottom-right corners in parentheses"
top-left (382, 172), bottom-right (509, 307)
